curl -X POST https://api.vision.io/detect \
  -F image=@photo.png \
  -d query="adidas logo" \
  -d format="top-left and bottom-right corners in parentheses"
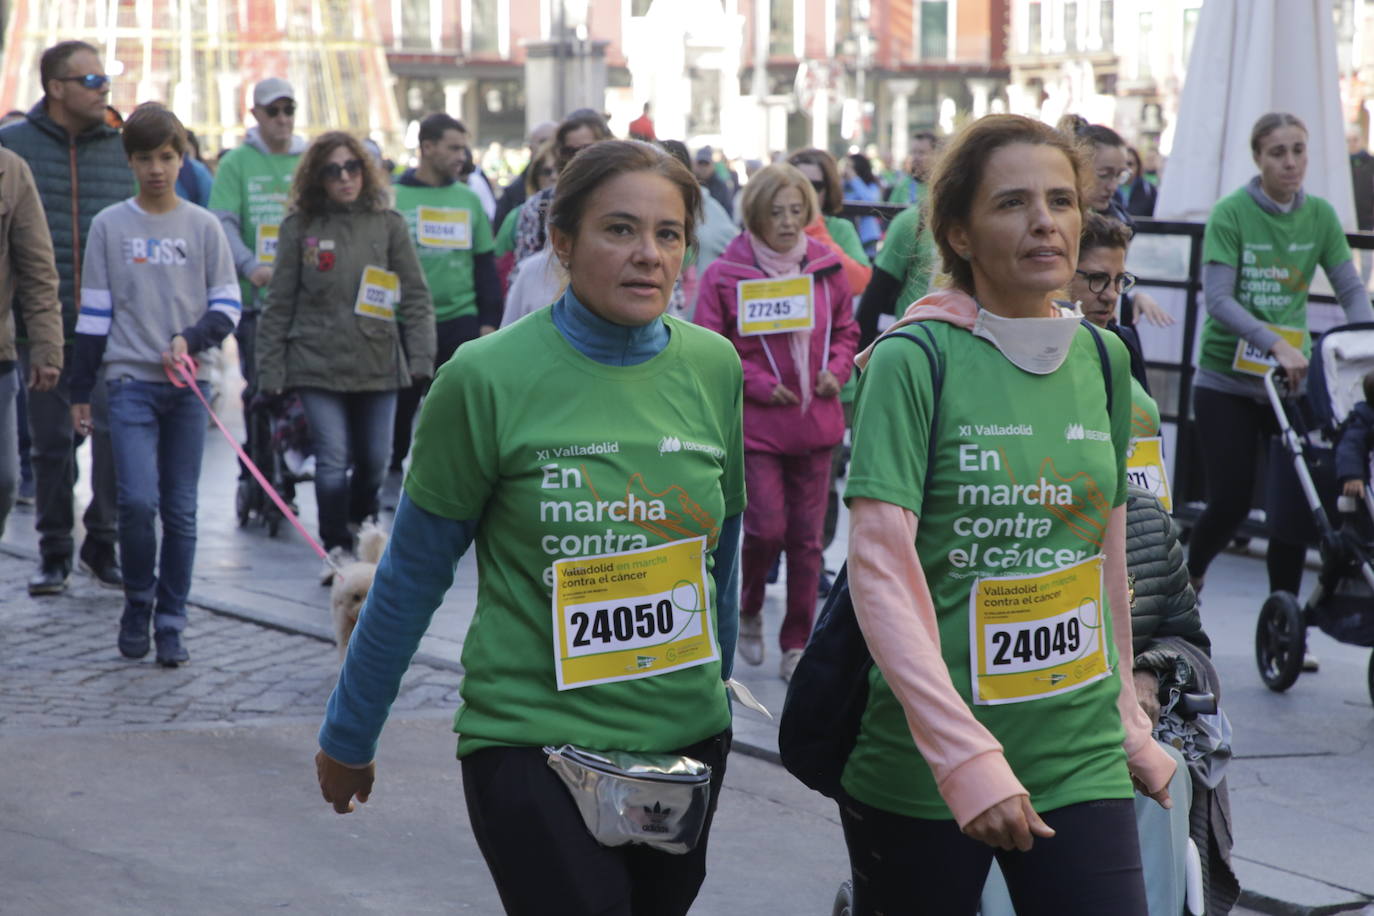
top-left (642, 800), bottom-right (674, 833)
top-left (659, 436), bottom-right (682, 455)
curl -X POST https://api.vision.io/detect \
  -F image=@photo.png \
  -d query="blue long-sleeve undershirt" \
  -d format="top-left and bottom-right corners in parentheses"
top-left (319, 289), bottom-right (743, 765)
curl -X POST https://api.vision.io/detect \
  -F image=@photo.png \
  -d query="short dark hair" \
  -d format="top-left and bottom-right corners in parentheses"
top-left (911, 130), bottom-right (940, 149)
top-left (549, 139), bottom-right (700, 252)
top-left (658, 139), bottom-right (691, 171)
top-left (1080, 211), bottom-right (1133, 255)
top-left (787, 147), bottom-right (844, 216)
top-left (40, 41), bottom-right (98, 95)
top-left (122, 103), bottom-right (187, 156)
top-left (418, 113), bottom-right (465, 145)
top-left (928, 114), bottom-right (1090, 294)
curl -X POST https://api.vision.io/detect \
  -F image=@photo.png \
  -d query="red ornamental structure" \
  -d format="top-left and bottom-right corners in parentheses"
top-left (0, 0), bottom-right (404, 154)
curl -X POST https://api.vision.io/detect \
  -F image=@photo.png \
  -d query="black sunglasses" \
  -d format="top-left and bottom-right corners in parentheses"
top-left (1074, 269), bottom-right (1137, 295)
top-left (57, 74), bottom-right (110, 91)
top-left (264, 102), bottom-right (296, 118)
top-left (320, 158), bottom-right (364, 181)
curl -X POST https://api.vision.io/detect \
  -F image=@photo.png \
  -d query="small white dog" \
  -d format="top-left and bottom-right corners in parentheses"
top-left (330, 523), bottom-right (388, 659)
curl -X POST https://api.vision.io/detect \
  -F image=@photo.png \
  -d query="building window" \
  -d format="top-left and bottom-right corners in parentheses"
top-left (1100, 0), bottom-right (1114, 50)
top-left (1028, 1), bottom-right (1043, 55)
top-left (920, 1), bottom-right (949, 60)
top-left (1064, 1), bottom-right (1078, 52)
top-left (400, 0), bottom-right (434, 49)
top-left (1136, 11), bottom-right (1153, 78)
top-left (470, 0), bottom-right (499, 54)
top-left (1182, 6), bottom-right (1200, 62)
top-left (769, 0), bottom-right (794, 56)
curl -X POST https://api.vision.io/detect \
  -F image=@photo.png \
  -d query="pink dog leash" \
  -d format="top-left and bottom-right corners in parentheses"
top-left (165, 354), bottom-right (338, 572)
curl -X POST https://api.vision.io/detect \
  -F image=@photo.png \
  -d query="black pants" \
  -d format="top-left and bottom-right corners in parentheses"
top-left (838, 793), bottom-right (1147, 916)
top-left (1186, 386), bottom-right (1305, 593)
top-left (462, 729), bottom-right (730, 916)
top-left (391, 314), bottom-right (480, 471)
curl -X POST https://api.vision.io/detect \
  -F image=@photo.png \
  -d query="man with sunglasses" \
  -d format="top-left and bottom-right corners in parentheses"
top-left (0, 40), bottom-right (132, 595)
top-left (209, 77), bottom-right (307, 406)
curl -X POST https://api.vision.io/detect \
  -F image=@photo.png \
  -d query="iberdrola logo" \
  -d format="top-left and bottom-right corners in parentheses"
top-left (659, 436), bottom-right (683, 455)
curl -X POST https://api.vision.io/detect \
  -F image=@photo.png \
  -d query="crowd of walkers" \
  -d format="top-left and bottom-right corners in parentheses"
top-left (4, 32), bottom-right (1360, 916)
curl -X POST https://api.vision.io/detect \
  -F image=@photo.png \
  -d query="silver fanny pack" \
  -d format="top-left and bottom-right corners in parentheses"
top-left (543, 745), bottom-right (712, 855)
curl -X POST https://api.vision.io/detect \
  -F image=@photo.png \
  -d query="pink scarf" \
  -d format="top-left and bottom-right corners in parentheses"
top-left (747, 231), bottom-right (814, 413)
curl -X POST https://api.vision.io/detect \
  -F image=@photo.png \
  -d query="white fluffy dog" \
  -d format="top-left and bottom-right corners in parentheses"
top-left (330, 523), bottom-right (388, 659)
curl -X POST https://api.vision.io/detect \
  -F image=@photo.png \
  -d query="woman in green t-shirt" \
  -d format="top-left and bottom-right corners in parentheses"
top-left (1186, 112), bottom-right (1374, 609)
top-left (840, 114), bottom-right (1176, 914)
top-left (314, 141), bottom-right (746, 916)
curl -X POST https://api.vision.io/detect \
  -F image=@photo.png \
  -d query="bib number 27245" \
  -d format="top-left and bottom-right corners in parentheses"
top-left (552, 537), bottom-right (719, 690)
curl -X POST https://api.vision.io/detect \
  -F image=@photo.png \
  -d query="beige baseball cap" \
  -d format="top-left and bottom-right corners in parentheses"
top-left (252, 78), bottom-right (295, 108)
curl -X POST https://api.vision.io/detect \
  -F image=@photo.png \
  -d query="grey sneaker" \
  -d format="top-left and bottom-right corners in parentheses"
top-left (738, 613), bottom-right (764, 666)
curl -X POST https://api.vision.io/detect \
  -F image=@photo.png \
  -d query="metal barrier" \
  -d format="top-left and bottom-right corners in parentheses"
top-left (839, 201), bottom-right (1374, 532)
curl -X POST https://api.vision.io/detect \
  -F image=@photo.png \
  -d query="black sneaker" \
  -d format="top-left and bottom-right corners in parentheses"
top-left (28, 558), bottom-right (71, 596)
top-left (79, 541), bottom-right (123, 590)
top-left (155, 630), bottom-right (189, 668)
top-left (118, 611), bottom-right (151, 659)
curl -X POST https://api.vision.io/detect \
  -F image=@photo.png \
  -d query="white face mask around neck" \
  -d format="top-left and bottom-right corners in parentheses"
top-left (970, 304), bottom-right (1083, 374)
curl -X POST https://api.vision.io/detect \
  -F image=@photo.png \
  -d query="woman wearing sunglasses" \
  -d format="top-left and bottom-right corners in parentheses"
top-left (256, 132), bottom-right (435, 577)
top-left (787, 148), bottom-right (873, 297)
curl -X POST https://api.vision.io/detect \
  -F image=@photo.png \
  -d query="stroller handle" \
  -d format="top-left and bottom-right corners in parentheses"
top-left (1264, 368), bottom-right (1337, 546)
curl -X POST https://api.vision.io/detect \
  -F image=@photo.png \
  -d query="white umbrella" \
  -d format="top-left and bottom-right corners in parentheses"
top-left (1156, 0), bottom-right (1353, 227)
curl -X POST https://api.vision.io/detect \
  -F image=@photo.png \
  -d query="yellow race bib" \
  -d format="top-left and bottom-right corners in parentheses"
top-left (969, 555), bottom-right (1112, 705)
top-left (552, 537), bottom-right (719, 691)
top-left (1232, 323), bottom-right (1304, 376)
top-left (255, 224), bottom-right (279, 264)
top-left (1126, 436), bottom-right (1172, 510)
top-left (736, 276), bottom-right (814, 336)
top-left (354, 265), bottom-right (399, 321)
top-left (416, 206), bottom-right (472, 250)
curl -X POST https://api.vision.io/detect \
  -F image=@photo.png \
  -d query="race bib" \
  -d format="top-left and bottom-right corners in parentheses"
top-left (736, 275), bottom-right (814, 336)
top-left (969, 554), bottom-right (1112, 705)
top-left (255, 224), bottom-right (279, 264)
top-left (552, 537), bottom-right (719, 691)
top-left (354, 265), bottom-right (399, 321)
top-left (1232, 323), bottom-right (1304, 376)
top-left (1126, 436), bottom-right (1172, 510)
top-left (416, 206), bottom-right (472, 250)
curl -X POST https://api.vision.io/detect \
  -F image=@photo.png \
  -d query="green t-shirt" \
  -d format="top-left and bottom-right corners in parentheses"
top-left (1199, 187), bottom-right (1351, 375)
top-left (825, 215), bottom-right (871, 266)
top-left (842, 321), bottom-right (1135, 818)
top-left (404, 308), bottom-right (747, 756)
top-left (207, 143), bottom-right (300, 306)
top-left (1130, 376), bottom-right (1160, 438)
top-left (886, 174), bottom-right (927, 207)
top-left (874, 206), bottom-right (936, 314)
top-left (494, 207), bottom-right (519, 256)
top-left (393, 180), bottom-right (495, 322)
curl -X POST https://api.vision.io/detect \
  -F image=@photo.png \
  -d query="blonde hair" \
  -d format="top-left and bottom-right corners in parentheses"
top-left (741, 163), bottom-right (818, 239)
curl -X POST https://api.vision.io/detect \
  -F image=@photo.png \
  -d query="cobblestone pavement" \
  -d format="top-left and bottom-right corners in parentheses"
top-left (0, 555), bottom-right (461, 732)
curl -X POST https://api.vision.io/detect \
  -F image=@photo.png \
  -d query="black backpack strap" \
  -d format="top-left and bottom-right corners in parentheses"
top-left (875, 323), bottom-right (944, 494)
top-left (1079, 319), bottom-right (1114, 415)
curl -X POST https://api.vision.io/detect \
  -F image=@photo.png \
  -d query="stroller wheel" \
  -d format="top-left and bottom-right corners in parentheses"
top-left (1256, 591), bottom-right (1305, 692)
top-left (831, 880), bottom-right (854, 916)
top-left (1367, 652), bottom-right (1374, 708)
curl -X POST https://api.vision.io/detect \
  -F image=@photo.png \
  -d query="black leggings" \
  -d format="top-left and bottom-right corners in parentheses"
top-left (391, 315), bottom-right (481, 470)
top-left (1186, 386), bottom-right (1305, 593)
top-left (461, 730), bottom-right (730, 916)
top-left (838, 793), bottom-right (1147, 916)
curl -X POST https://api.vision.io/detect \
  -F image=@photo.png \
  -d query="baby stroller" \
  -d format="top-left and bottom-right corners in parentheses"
top-left (235, 390), bottom-right (311, 537)
top-left (1255, 322), bottom-right (1374, 703)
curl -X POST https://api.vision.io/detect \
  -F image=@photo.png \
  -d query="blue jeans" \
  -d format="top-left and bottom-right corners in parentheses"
top-left (296, 388), bottom-right (397, 552)
top-left (106, 377), bottom-right (208, 634)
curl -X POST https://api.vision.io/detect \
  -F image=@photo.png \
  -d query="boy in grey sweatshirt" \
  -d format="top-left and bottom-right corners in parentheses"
top-left (71, 103), bottom-right (241, 668)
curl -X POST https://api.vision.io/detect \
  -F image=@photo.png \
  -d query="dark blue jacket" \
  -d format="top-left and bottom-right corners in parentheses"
top-left (0, 100), bottom-right (134, 339)
top-left (1336, 401), bottom-right (1374, 484)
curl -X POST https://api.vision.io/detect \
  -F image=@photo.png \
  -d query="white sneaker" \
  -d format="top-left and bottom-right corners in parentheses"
top-left (780, 648), bottom-right (804, 683)
top-left (738, 614), bottom-right (764, 666)
top-left (320, 546), bottom-right (353, 585)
